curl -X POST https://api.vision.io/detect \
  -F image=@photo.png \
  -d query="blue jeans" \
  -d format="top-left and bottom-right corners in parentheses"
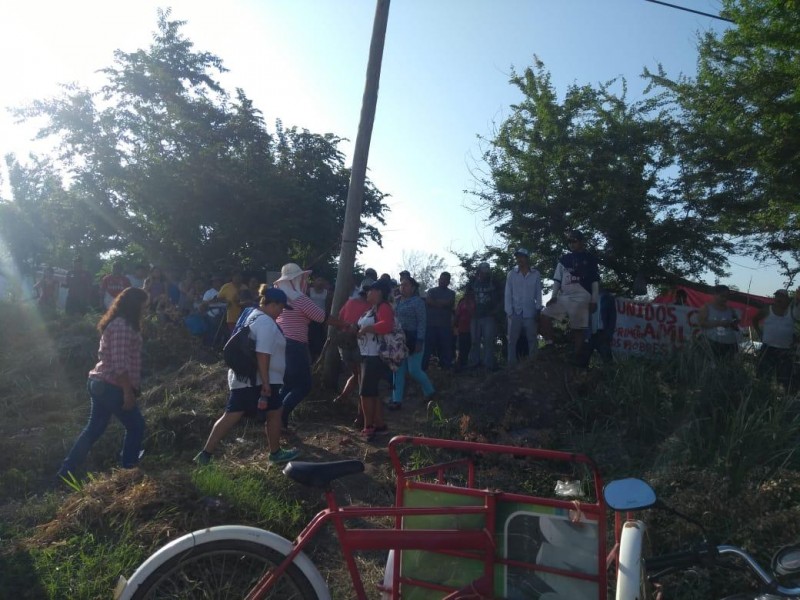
top-left (280, 339), bottom-right (312, 427)
top-left (469, 316), bottom-right (497, 369)
top-left (59, 378), bottom-right (145, 476)
top-left (423, 325), bottom-right (454, 370)
top-left (392, 345), bottom-right (435, 404)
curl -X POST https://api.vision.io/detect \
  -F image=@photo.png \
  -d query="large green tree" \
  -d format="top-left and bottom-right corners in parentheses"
top-left (646, 0), bottom-right (800, 281)
top-left (10, 10), bottom-right (387, 272)
top-left (477, 59), bottom-right (731, 290)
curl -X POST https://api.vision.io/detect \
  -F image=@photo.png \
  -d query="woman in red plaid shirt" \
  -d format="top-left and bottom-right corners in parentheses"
top-left (58, 287), bottom-right (149, 480)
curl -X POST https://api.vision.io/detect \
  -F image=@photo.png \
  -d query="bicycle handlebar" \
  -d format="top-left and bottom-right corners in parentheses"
top-left (646, 543), bottom-right (800, 598)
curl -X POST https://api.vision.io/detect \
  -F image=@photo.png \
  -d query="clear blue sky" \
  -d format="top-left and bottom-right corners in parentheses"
top-left (0, 0), bottom-right (786, 294)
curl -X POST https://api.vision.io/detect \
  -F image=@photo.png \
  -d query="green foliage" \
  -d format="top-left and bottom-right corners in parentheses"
top-left (477, 58), bottom-right (732, 291)
top-left (191, 464), bottom-right (304, 535)
top-left (575, 346), bottom-right (800, 488)
top-left (646, 0), bottom-right (800, 281)
top-left (8, 9), bottom-right (387, 273)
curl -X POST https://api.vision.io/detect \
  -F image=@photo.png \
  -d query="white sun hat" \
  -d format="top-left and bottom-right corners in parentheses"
top-left (274, 262), bottom-right (312, 284)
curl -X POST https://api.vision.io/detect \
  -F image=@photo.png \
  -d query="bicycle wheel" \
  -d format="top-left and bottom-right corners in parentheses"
top-left (129, 539), bottom-right (319, 600)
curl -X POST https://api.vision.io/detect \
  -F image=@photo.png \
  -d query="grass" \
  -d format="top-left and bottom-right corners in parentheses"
top-left (1, 300), bottom-right (799, 599)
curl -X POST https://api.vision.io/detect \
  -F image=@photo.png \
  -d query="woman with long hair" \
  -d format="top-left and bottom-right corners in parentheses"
top-left (58, 287), bottom-right (149, 479)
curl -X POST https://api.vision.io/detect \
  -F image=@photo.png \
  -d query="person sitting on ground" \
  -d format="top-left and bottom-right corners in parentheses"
top-left (194, 287), bottom-right (300, 466)
top-left (177, 269), bottom-right (196, 314)
top-left (697, 284), bottom-right (741, 358)
top-left (143, 266), bottom-right (168, 312)
top-left (357, 280), bottom-right (394, 440)
top-left (389, 276), bottom-right (434, 410)
top-left (34, 266), bottom-right (60, 315)
top-left (100, 262), bottom-right (132, 310)
top-left (752, 288), bottom-right (799, 390)
top-left (126, 264), bottom-right (148, 289)
top-left (540, 231), bottom-right (599, 365)
top-left (58, 287), bottom-right (149, 480)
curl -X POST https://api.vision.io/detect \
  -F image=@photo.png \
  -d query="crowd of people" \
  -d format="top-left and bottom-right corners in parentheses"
top-left (50, 229), bottom-right (799, 479)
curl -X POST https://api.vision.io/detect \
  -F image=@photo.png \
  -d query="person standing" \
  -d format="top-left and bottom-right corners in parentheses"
top-left (64, 257), bottom-right (94, 316)
top-left (58, 287), bottom-right (149, 479)
top-left (194, 287), bottom-right (300, 465)
top-left (697, 284), bottom-right (741, 358)
top-left (100, 262), bottom-right (131, 310)
top-left (540, 232), bottom-right (600, 363)
top-left (333, 282), bottom-right (371, 425)
top-left (423, 272), bottom-right (456, 370)
top-left (34, 266), bottom-right (60, 315)
top-left (216, 270), bottom-right (246, 336)
top-left (469, 262), bottom-right (500, 370)
top-left (357, 280), bottom-right (394, 440)
top-left (389, 277), bottom-right (435, 409)
top-left (307, 276), bottom-right (331, 362)
top-left (454, 284), bottom-right (476, 369)
top-left (275, 263), bottom-right (341, 431)
top-left (752, 288), bottom-right (799, 390)
top-left (504, 248), bottom-right (543, 365)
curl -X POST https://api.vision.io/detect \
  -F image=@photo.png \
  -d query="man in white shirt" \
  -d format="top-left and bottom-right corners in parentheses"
top-left (505, 248), bottom-right (542, 365)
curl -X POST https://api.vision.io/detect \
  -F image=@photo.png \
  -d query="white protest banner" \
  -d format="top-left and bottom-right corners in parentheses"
top-left (612, 298), bottom-right (702, 357)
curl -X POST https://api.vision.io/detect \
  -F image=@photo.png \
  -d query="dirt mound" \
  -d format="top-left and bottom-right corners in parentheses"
top-left (29, 469), bottom-right (202, 547)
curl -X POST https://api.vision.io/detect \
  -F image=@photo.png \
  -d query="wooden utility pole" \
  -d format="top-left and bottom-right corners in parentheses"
top-left (323, 0), bottom-right (391, 385)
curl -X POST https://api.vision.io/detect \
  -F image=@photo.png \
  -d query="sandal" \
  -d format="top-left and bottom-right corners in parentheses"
top-left (360, 427), bottom-right (376, 441)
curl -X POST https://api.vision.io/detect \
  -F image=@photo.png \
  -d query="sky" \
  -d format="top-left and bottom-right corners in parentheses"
top-left (0, 0), bottom-right (787, 295)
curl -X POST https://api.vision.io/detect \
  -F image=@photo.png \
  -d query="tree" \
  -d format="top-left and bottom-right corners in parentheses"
top-left (399, 250), bottom-right (447, 292)
top-left (11, 10), bottom-right (387, 272)
top-left (476, 59), bottom-right (731, 292)
top-left (646, 0), bottom-right (800, 281)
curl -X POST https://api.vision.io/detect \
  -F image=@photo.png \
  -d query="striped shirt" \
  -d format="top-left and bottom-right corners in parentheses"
top-left (276, 294), bottom-right (325, 343)
top-left (89, 317), bottom-right (143, 389)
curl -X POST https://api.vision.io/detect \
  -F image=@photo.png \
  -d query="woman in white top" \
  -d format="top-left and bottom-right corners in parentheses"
top-left (356, 280), bottom-right (395, 441)
top-left (753, 288), bottom-right (799, 390)
top-left (194, 286), bottom-right (300, 465)
top-left (697, 285), bottom-right (740, 358)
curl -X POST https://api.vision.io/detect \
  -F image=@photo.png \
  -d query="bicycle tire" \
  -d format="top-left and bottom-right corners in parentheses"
top-left (616, 520), bottom-right (650, 600)
top-left (129, 538), bottom-right (320, 600)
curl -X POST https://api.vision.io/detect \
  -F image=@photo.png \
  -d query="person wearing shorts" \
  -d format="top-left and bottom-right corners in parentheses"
top-left (194, 287), bottom-right (300, 465)
top-left (357, 280), bottom-right (394, 441)
top-left (541, 230), bottom-right (600, 364)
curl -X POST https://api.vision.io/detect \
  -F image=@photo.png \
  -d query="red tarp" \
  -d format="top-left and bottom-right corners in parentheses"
top-left (653, 286), bottom-right (773, 329)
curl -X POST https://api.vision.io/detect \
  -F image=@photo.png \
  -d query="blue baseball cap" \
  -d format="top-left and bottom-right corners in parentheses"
top-left (262, 288), bottom-right (293, 309)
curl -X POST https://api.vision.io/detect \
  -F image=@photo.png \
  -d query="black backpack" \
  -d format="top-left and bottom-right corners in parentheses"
top-left (223, 311), bottom-right (262, 385)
